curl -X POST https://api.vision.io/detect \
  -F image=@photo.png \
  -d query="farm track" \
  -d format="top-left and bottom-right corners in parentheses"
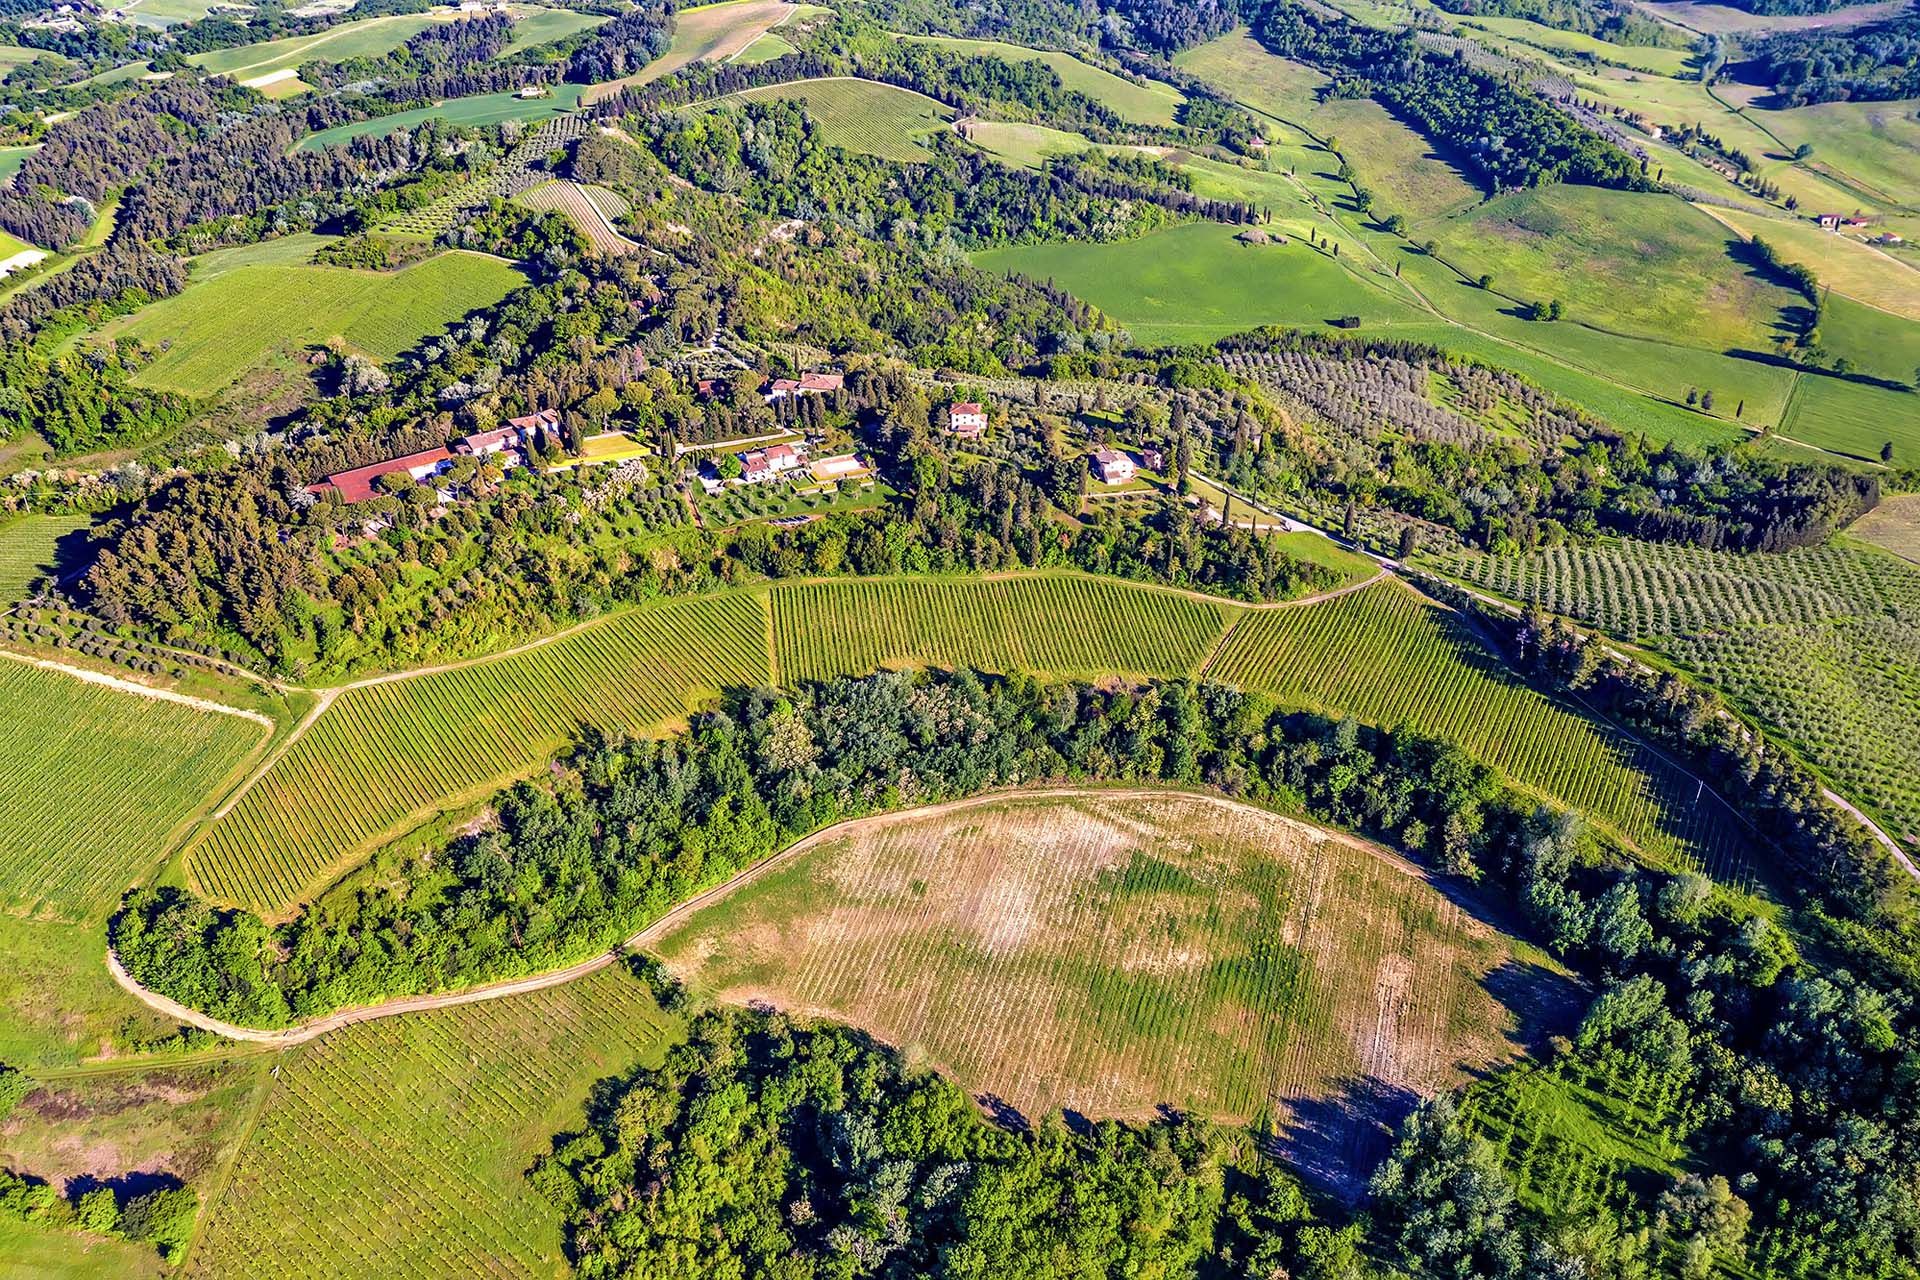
top-left (107, 785), bottom-right (1396, 1045)
top-left (0, 649), bottom-right (273, 726)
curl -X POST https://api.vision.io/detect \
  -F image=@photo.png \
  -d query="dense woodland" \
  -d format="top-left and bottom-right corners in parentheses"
top-left (115, 664), bottom-right (1920, 1276)
top-left (1730, 13), bottom-right (1920, 105)
top-left (1425, 0), bottom-right (1693, 49)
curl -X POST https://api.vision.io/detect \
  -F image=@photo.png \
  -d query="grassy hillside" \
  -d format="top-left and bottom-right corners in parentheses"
top-left (1431, 186), bottom-right (1800, 352)
top-left (109, 252), bottom-right (524, 397)
top-left (651, 789), bottom-right (1573, 1192)
top-left (724, 78), bottom-right (955, 162)
top-left (973, 221), bottom-right (1428, 345)
top-left (901, 34), bottom-right (1186, 126)
top-left (0, 513), bottom-right (89, 602)
top-left (187, 967), bottom-right (677, 1278)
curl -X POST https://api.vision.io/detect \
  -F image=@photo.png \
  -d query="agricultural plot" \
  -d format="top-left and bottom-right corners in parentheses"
top-left (580, 0), bottom-right (810, 102)
top-left (1203, 581), bottom-right (1755, 882)
top-left (1702, 204), bottom-right (1920, 324)
top-left (0, 512), bottom-right (89, 601)
top-left (1851, 495), bottom-right (1920, 564)
top-left (650, 790), bottom-right (1573, 1196)
top-left (900, 35), bottom-right (1186, 126)
top-left (0, 144), bottom-right (37, 186)
top-left (1452, 15), bottom-right (1694, 76)
top-left (1782, 372), bottom-right (1920, 465)
top-left (1430, 186), bottom-right (1800, 353)
top-left (502, 5), bottom-right (607, 51)
top-left (972, 221), bottom-right (1427, 346)
top-left (0, 658), bottom-right (265, 923)
top-left (1435, 538), bottom-right (1920, 851)
top-left (188, 967), bottom-right (676, 1279)
top-left (1757, 97), bottom-right (1920, 211)
top-left (769, 573), bottom-right (1237, 685)
top-left (381, 114), bottom-right (588, 236)
top-left (514, 179), bottom-right (637, 254)
top-left (186, 593), bottom-right (772, 916)
top-left (960, 120), bottom-right (1104, 169)
top-left (724, 78), bottom-right (956, 163)
top-left (188, 12), bottom-right (458, 83)
top-left (108, 251), bottom-right (523, 397)
top-left (295, 86), bottom-right (588, 152)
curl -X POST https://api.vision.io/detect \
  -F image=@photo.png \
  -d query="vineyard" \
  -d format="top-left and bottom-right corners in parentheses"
top-left (0, 512), bottom-right (87, 602)
top-left (770, 573), bottom-right (1238, 684)
top-left (648, 790), bottom-right (1570, 1197)
top-left (0, 659), bottom-right (264, 922)
top-left (1203, 581), bottom-right (1756, 883)
top-left (186, 593), bottom-right (772, 916)
top-left (1434, 538), bottom-right (1920, 849)
top-left (187, 966), bottom-right (675, 1279)
top-left (383, 115), bottom-right (590, 237)
top-left (513, 179), bottom-right (637, 255)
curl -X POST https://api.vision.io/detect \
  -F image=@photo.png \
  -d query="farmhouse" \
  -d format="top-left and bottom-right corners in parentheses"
top-left (1092, 449), bottom-right (1135, 485)
top-left (765, 372), bottom-right (844, 401)
top-left (310, 447), bottom-right (455, 504)
top-left (508, 408), bottom-right (563, 437)
top-left (1140, 445), bottom-right (1166, 473)
top-left (740, 442), bottom-right (805, 483)
top-left (946, 402), bottom-right (987, 439)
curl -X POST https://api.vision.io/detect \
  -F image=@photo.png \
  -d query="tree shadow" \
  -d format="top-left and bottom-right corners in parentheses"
top-left (64, 1170), bottom-right (183, 1202)
top-left (1270, 1075), bottom-right (1420, 1204)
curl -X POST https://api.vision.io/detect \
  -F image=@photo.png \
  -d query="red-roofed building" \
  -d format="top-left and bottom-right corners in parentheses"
top-left (738, 442), bottom-right (805, 484)
top-left (765, 371), bottom-right (844, 400)
top-left (509, 408), bottom-right (563, 436)
top-left (946, 402), bottom-right (987, 439)
top-left (1091, 448), bottom-right (1135, 486)
top-left (310, 447), bottom-right (455, 504)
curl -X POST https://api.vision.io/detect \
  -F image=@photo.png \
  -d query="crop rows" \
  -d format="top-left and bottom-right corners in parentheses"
top-left (1204, 582), bottom-right (1754, 883)
top-left (187, 593), bottom-right (771, 916)
top-left (0, 659), bottom-right (263, 922)
top-left (0, 513), bottom-right (88, 602)
top-left (190, 967), bottom-right (673, 1279)
top-left (515, 179), bottom-right (636, 255)
top-left (384, 115), bottom-right (589, 237)
top-left (770, 574), bottom-right (1237, 684)
top-left (652, 791), bottom-right (1533, 1197)
top-left (1436, 539), bottom-right (1920, 848)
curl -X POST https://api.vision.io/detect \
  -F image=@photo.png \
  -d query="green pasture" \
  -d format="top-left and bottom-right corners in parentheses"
top-left (188, 12), bottom-right (456, 81)
top-left (114, 0), bottom-right (233, 25)
top-left (1705, 204), bottom-right (1920, 324)
top-left (733, 30), bottom-right (796, 63)
top-left (1758, 97), bottom-right (1920, 210)
top-left (726, 78), bottom-right (954, 162)
top-left (901, 34), bottom-right (1186, 126)
top-left (1817, 292), bottom-right (1920, 387)
top-left (1459, 15), bottom-right (1695, 75)
top-left (973, 221), bottom-right (1427, 345)
top-left (110, 251), bottom-right (524, 396)
top-left (1430, 186), bottom-right (1799, 353)
top-left (1783, 373), bottom-right (1920, 464)
top-left (962, 120), bottom-right (1106, 168)
top-left (503, 5), bottom-right (608, 51)
top-left (298, 85), bottom-right (587, 151)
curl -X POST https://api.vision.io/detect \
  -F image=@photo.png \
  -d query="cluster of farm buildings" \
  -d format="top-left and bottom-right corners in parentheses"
top-left (307, 410), bottom-right (561, 504)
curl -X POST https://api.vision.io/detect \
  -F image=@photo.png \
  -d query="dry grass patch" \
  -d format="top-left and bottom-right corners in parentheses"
top-left (649, 789), bottom-right (1576, 1197)
top-left (1851, 496), bottom-right (1920, 566)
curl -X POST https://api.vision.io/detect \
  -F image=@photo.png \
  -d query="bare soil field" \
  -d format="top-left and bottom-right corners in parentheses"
top-left (647, 788), bottom-right (1579, 1197)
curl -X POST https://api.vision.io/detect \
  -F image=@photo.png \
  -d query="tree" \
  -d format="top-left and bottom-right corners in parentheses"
top-left (1883, 441), bottom-right (1895, 462)
top-left (1701, 390), bottom-right (1714, 411)
top-left (1370, 1096), bottom-right (1524, 1280)
top-left (74, 1186), bottom-right (119, 1236)
top-left (715, 452), bottom-right (743, 481)
top-left (1793, 143), bottom-right (1814, 161)
top-left (1478, 273), bottom-right (1494, 289)
top-left (0, 1064), bottom-right (28, 1121)
top-left (1398, 525), bottom-right (1417, 559)
top-left (1657, 1174), bottom-right (1750, 1279)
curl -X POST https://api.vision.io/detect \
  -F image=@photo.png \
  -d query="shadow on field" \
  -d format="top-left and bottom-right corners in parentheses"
top-left (1273, 1076), bottom-right (1419, 1204)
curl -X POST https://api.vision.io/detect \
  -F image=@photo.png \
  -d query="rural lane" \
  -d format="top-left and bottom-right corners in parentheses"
top-left (106, 785), bottom-right (1390, 1045)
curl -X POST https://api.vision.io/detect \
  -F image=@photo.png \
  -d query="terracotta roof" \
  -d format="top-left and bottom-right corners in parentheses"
top-left (319, 447), bottom-right (454, 504)
top-left (509, 408), bottom-right (562, 432)
top-left (951, 402), bottom-right (983, 416)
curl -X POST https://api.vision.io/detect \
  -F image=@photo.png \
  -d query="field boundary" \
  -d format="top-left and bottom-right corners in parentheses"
top-left (0, 649), bottom-right (272, 725)
top-left (108, 784), bottom-right (1394, 1044)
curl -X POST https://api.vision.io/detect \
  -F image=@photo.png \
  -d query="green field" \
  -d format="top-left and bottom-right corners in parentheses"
top-left (651, 789), bottom-right (1566, 1187)
top-left (1450, 13), bottom-right (1695, 75)
top-left (188, 12), bottom-right (457, 82)
top-left (503, 4), bottom-right (607, 51)
top-left (1757, 97), bottom-right (1920, 210)
top-left (901, 35), bottom-right (1186, 126)
top-left (725, 77), bottom-right (955, 162)
top-left (1815, 291), bottom-right (1920, 387)
top-left (0, 659), bottom-right (265, 923)
top-left (1431, 186), bottom-right (1800, 353)
top-left (0, 912), bottom-right (186, 1069)
top-left (188, 967), bottom-right (676, 1278)
top-left (1783, 371), bottom-right (1920, 464)
top-left (732, 30), bottom-right (795, 63)
top-left (297, 86), bottom-right (588, 152)
top-left (582, 0), bottom-right (810, 100)
top-left (1204, 580), bottom-right (1756, 882)
top-left (1436, 538), bottom-right (1920, 851)
top-left (186, 593), bottom-right (774, 916)
top-left (974, 221), bottom-right (1427, 345)
top-left (1704, 204), bottom-right (1920, 324)
top-left (0, 513), bottom-right (88, 601)
top-left (109, 251), bottom-right (524, 397)
top-left (0, 144), bottom-right (36, 185)
top-left (961, 119), bottom-right (1107, 168)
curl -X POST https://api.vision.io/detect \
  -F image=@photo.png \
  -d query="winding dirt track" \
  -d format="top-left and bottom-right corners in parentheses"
top-left (106, 786), bottom-right (1377, 1046)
